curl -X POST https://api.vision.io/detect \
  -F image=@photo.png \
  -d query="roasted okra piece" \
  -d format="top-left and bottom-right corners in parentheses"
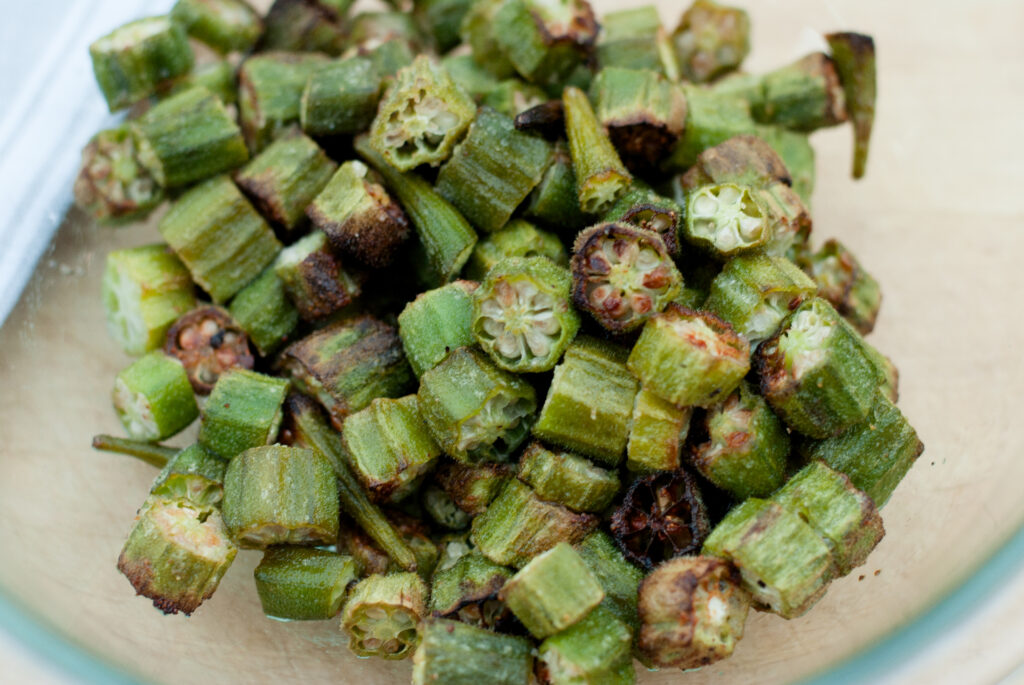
top-left (460, 0), bottom-right (517, 79)
top-left (690, 382), bottom-right (790, 499)
top-left (417, 347), bottom-right (537, 463)
top-left (89, 16), bottom-right (194, 111)
top-left (173, 59), bottom-right (239, 106)
top-left (466, 220), bottom-right (568, 281)
top-left (222, 445), bottom-right (339, 546)
top-left (228, 265), bottom-right (300, 357)
top-left (637, 556), bottom-right (750, 669)
top-left (436, 107), bottom-right (553, 233)
top-left (428, 551), bottom-right (513, 628)
top-left (664, 89), bottom-right (756, 170)
top-left (518, 442), bottom-right (620, 513)
top-left (239, 52), bottom-right (330, 153)
top-left (826, 32), bottom-right (876, 179)
top-left (113, 352), bottom-right (198, 442)
top-left (524, 143), bottom-right (586, 231)
top-left (481, 79), bottom-right (549, 118)
top-left (499, 542), bottom-right (604, 638)
top-left (261, 0), bottom-right (346, 55)
top-left (671, 0), bottom-right (750, 83)
top-left (171, 0), bottom-right (263, 54)
top-left (254, 547), bottom-right (358, 620)
top-left (150, 443), bottom-right (227, 504)
top-left (755, 53), bottom-right (848, 132)
top-left (435, 460), bottom-right (512, 515)
top-left (533, 336), bottom-right (638, 465)
top-left (753, 298), bottom-right (878, 438)
top-left (626, 388), bottom-right (692, 473)
top-left (300, 57), bottom-right (383, 137)
top-left (198, 369), bottom-right (289, 458)
top-left (574, 530), bottom-right (644, 625)
top-left (341, 572), bottom-right (428, 659)
top-left (441, 54), bottom-right (505, 100)
top-left (702, 498), bottom-right (836, 619)
top-left (538, 602), bottom-right (635, 684)
top-left (118, 494), bottom-right (236, 615)
top-left (563, 86), bottom-right (632, 215)
top-left (413, 0), bottom-right (474, 53)
top-left (74, 127), bottom-right (165, 224)
top-left (397, 281), bottom-right (477, 377)
top-left (102, 244), bottom-right (195, 356)
top-left (158, 175), bottom-right (282, 303)
top-left (802, 239), bottom-right (882, 335)
top-left (493, 0), bottom-right (599, 87)
top-left (596, 5), bottom-right (671, 75)
top-left (684, 183), bottom-right (771, 257)
top-left (602, 185), bottom-right (684, 258)
top-left (412, 618), bottom-right (533, 685)
top-left (628, 305), bottom-right (750, 408)
top-left (164, 305), bottom-right (255, 394)
top-left (234, 132), bottom-right (337, 231)
top-left (471, 479), bottom-right (597, 568)
top-left (343, 395), bottom-right (442, 502)
top-left (274, 230), bottom-right (362, 321)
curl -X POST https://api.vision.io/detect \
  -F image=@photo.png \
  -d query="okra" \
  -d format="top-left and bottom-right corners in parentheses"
top-left (466, 219), bottom-right (568, 282)
top-left (341, 572), bottom-right (427, 659)
top-left (299, 58), bottom-right (382, 139)
top-left (274, 230), bottom-right (362, 321)
top-left (414, 0), bottom-right (474, 53)
top-left (422, 483), bottom-right (472, 530)
top-left (460, 0), bottom-right (517, 79)
top-left (563, 86), bottom-right (632, 215)
top-left (533, 336), bottom-right (638, 465)
top-left (802, 239), bottom-right (882, 335)
top-left (754, 124), bottom-right (816, 205)
top-left (261, 0), bottom-right (346, 55)
top-left (228, 264), bottom-right (300, 357)
top-left (524, 142), bottom-right (586, 231)
top-left (158, 175), bottom-right (282, 303)
top-left (602, 185), bottom-right (684, 258)
top-left (684, 183), bottom-right (771, 257)
top-left (672, 0), bottom-right (750, 83)
top-left (91, 434), bottom-right (178, 469)
top-left (171, 59), bottom-right (239, 106)
top-left (626, 388), bottom-right (693, 473)
top-left (254, 547), bottom-right (358, 620)
top-left (435, 460), bottom-right (512, 516)
top-left (573, 530), bottom-right (644, 626)
top-left (436, 107), bottom-right (553, 233)
top-left (417, 346), bottom-right (537, 463)
top-left (428, 551), bottom-right (513, 628)
top-left (826, 32), bottom-right (876, 179)
top-left (164, 306), bottom-right (255, 394)
top-left (664, 88), bottom-right (756, 170)
top-left (102, 244), bottom-right (195, 356)
top-left (755, 53), bottom-right (847, 132)
top-left (171, 0), bottom-right (263, 54)
top-left (596, 5), bottom-right (668, 74)
top-left (537, 602), bottom-right (635, 685)
top-left (112, 352), bottom-right (198, 442)
top-left (493, 0), bottom-right (599, 87)
top-left (150, 442), bottom-right (227, 503)
top-left (513, 100), bottom-right (565, 140)
top-left (481, 79), bottom-right (549, 119)
top-left (441, 53), bottom-right (504, 100)
top-left (397, 281), bottom-right (477, 377)
top-left (74, 127), bottom-right (165, 224)
top-left (239, 52), bottom-right (330, 153)
top-left (89, 16), bottom-right (194, 111)
top-left (517, 442), bottom-right (619, 513)
top-left (346, 12), bottom-right (424, 56)
top-left (412, 618), bottom-right (533, 685)
top-left (198, 369), bottom-right (289, 458)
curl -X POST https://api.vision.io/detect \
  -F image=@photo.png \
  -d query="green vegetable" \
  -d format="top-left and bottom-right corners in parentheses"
top-left (261, 0), bottom-right (346, 55)
top-left (397, 281), bottom-right (478, 378)
top-left (626, 389), bottom-right (692, 474)
top-left (517, 442), bottom-right (620, 513)
top-left (428, 552), bottom-right (512, 627)
top-left (274, 230), bottom-right (362, 321)
top-left (113, 352), bottom-right (198, 442)
top-left (254, 547), bottom-right (358, 620)
top-left (239, 52), bottom-right (330, 153)
top-left (563, 86), bottom-right (632, 215)
top-left (74, 127), bottom-right (165, 224)
top-left (341, 572), bottom-right (428, 659)
top-left (412, 618), bottom-right (533, 685)
top-left (198, 369), bottom-right (289, 459)
top-left (300, 57), bottom-right (383, 137)
top-left (465, 219), bottom-right (568, 281)
top-left (538, 603), bottom-right (635, 684)
top-left (228, 265), bottom-right (300, 357)
top-left (171, 0), bottom-right (263, 54)
top-left (671, 0), bottom-right (750, 83)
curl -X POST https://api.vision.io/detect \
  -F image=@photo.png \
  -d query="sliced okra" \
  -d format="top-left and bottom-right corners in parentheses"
top-left (563, 86), bottom-right (632, 215)
top-left (239, 52), bottom-right (330, 153)
top-left (574, 530), bottom-right (644, 626)
top-left (524, 143), bottom-right (586, 232)
top-left (150, 443), bottom-right (227, 501)
top-left (466, 219), bottom-right (568, 282)
top-left (428, 551), bottom-right (513, 628)
top-left (440, 53), bottom-right (504, 100)
top-left (493, 0), bottom-right (599, 87)
top-left (422, 483), bottom-right (472, 530)
top-left (341, 572), bottom-right (428, 659)
top-left (672, 0), bottom-right (750, 83)
top-left (198, 369), bottom-right (289, 458)
top-left (596, 5), bottom-right (667, 74)
top-left (164, 305), bottom-right (255, 394)
top-left (755, 124), bottom-right (817, 204)
top-left (602, 185), bottom-right (684, 258)
top-left (274, 230), bottom-right (362, 321)
top-left (254, 547), bottom-right (358, 620)
top-left (74, 127), bottom-right (164, 224)
top-left (684, 183), bottom-right (771, 257)
top-left (826, 32), bottom-right (876, 179)
top-left (397, 280), bottom-right (478, 378)
top-left (435, 460), bottom-right (513, 516)
top-left (414, 0), bottom-right (474, 53)
top-left (663, 88), bottom-right (756, 170)
top-left (755, 53), bottom-right (848, 132)
top-left (538, 603), bottom-right (635, 684)
top-left (227, 265), bottom-right (300, 358)
top-left (802, 239), bottom-right (882, 335)
top-left (300, 56), bottom-right (383, 138)
top-left (171, 0), bottom-right (263, 54)
top-left (626, 388), bottom-right (693, 474)
top-left (113, 352), bottom-right (198, 442)
top-left (412, 618), bottom-right (533, 685)
top-left (460, 0), bottom-right (517, 79)
top-left (481, 79), bottom-right (549, 119)
top-left (518, 442), bottom-right (620, 513)
top-left (261, 0), bottom-right (346, 55)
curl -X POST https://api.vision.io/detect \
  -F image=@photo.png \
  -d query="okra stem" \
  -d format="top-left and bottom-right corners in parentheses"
top-left (92, 434), bottom-right (177, 469)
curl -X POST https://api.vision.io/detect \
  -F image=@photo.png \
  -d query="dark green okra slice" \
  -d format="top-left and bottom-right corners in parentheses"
top-left (198, 369), bottom-right (289, 458)
top-left (274, 230), bottom-right (362, 321)
top-left (664, 88), bottom-right (756, 170)
top-left (602, 185), bottom-right (684, 258)
top-left (369, 55), bottom-right (476, 171)
top-left (533, 336), bottom-right (638, 465)
top-left (703, 498), bottom-right (836, 619)
top-left (89, 16), bottom-right (194, 112)
top-left (158, 175), bottom-right (282, 303)
top-left (222, 445), bottom-right (339, 547)
top-left (117, 494), bottom-right (236, 615)
top-left (563, 86), bottom-right (632, 215)
top-left (343, 395), bottom-right (442, 503)
top-left (413, 0), bottom-right (474, 53)
top-left (254, 546), bottom-right (358, 620)
top-left (472, 257), bottom-right (580, 373)
top-left (538, 602), bottom-right (635, 684)
top-left (435, 460), bottom-right (513, 515)
top-left (422, 483), bottom-right (472, 530)
top-left (260, 0), bottom-right (347, 55)
top-left (441, 53), bottom-right (504, 100)
top-left (826, 32), bottom-right (876, 179)
top-left (460, 0), bottom-right (516, 79)
top-left (171, 0), bottom-right (263, 54)
top-left (671, 0), bottom-right (750, 83)
top-left (74, 127), bottom-right (165, 224)
top-left (398, 281), bottom-right (478, 378)
top-left (234, 131), bottom-right (336, 231)
top-left (802, 239), bottom-right (882, 335)
top-left (471, 479), bottom-right (597, 568)
top-left (341, 572), bottom-right (428, 659)
top-left (690, 382), bottom-right (790, 499)
top-left (518, 442), bottom-right (619, 513)
top-left (684, 183), bottom-right (772, 257)
top-left (481, 79), bottom-right (549, 118)
top-left (801, 390), bottom-right (924, 507)
top-left (228, 265), bottom-right (300, 357)
top-left (428, 551), bottom-right (513, 628)
top-left (524, 142), bottom-right (586, 233)
top-left (596, 5), bottom-right (670, 74)
top-left (753, 298), bottom-right (878, 438)
top-left (412, 618), bottom-right (533, 685)
top-left (754, 53), bottom-right (848, 132)
top-left (626, 388), bottom-right (693, 473)
top-left (636, 556), bottom-right (750, 670)
top-left (574, 530), bottom-right (644, 627)
top-left (102, 244), bottom-right (195, 356)
top-left (239, 52), bottom-right (330, 153)
top-left (417, 347), bottom-right (537, 463)
top-left (499, 542), bottom-right (604, 638)
top-left (465, 219), bottom-right (568, 281)
top-left (279, 315), bottom-right (414, 429)
top-left (493, 0), bottom-right (599, 87)
top-left (113, 352), bottom-right (198, 442)
top-left (627, 304), bottom-right (750, 408)
top-left (436, 107), bottom-right (553, 233)
top-left (300, 57), bottom-right (383, 137)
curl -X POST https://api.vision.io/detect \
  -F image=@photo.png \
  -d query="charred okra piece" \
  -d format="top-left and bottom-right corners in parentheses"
top-left (234, 132), bottom-right (337, 231)
top-left (472, 257), bottom-right (579, 373)
top-left (602, 185), bottom-right (684, 258)
top-left (691, 382), bottom-right (789, 499)
top-left (704, 254), bottom-right (817, 344)
top-left (428, 552), bottom-right (513, 628)
top-left (274, 230), bottom-right (362, 321)
top-left (524, 142), bottom-right (586, 231)
top-left (222, 445), bottom-right (339, 546)
top-left (637, 556), bottom-right (750, 669)
top-left (343, 395), bottom-right (442, 502)
top-left (574, 530), bottom-right (643, 625)
top-left (341, 572), bottom-right (427, 659)
top-left (300, 57), bottom-right (383, 137)
top-left (164, 306), bottom-right (255, 394)
top-left (102, 244), bottom-right (194, 356)
top-left (664, 89), bottom-right (756, 170)
top-left (436, 107), bottom-right (553, 233)
top-left (254, 547), bottom-right (358, 620)
top-left (626, 388), bottom-right (693, 473)
top-left (571, 222), bottom-right (683, 333)
top-left (460, 0), bottom-right (517, 79)
top-left (538, 603), bottom-right (635, 684)
top-left (422, 484), bottom-right (472, 530)
top-left (414, 0), bottom-right (474, 53)
top-left (499, 542), bottom-right (604, 638)
top-left (518, 442), bottom-right (619, 513)
top-left (158, 175), bottom-right (282, 303)
top-left (412, 618), bottom-right (533, 685)
top-left (684, 183), bottom-right (771, 257)
top-left (398, 281), bottom-right (477, 377)
top-left (113, 352), bottom-right (198, 442)
top-left (435, 460), bottom-right (512, 515)
top-left (533, 336), bottom-right (638, 465)
top-left (563, 86), bottom-right (632, 215)
top-left (753, 298), bottom-right (878, 438)
top-left (118, 494), bottom-right (236, 615)
top-left (466, 219), bottom-right (568, 281)
top-left (702, 498), bottom-right (836, 619)
top-left (802, 239), bottom-right (882, 335)
top-left (755, 53), bottom-right (848, 132)
top-left (239, 52), bottom-right (330, 153)
top-left (417, 347), bottom-right (537, 463)
top-left (826, 32), bottom-right (876, 179)
top-left (89, 16), bottom-right (194, 111)
top-left (481, 79), bottom-right (548, 118)
top-left (198, 369), bottom-right (289, 458)
top-left (369, 56), bottom-right (476, 171)
top-left (228, 265), bottom-right (300, 357)
top-left (493, 0), bottom-right (599, 87)
top-left (628, 305), bottom-right (750, 408)
top-left (471, 479), bottom-right (597, 567)
top-left (74, 127), bottom-right (164, 224)
top-left (261, 0), bottom-right (346, 55)
top-left (671, 0), bottom-right (750, 83)
top-left (171, 0), bottom-right (263, 54)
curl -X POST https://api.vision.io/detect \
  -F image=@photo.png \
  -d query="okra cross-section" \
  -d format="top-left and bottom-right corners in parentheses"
top-left (398, 281), bottom-right (478, 378)
top-left (412, 618), bottom-right (533, 685)
top-left (198, 369), bottom-right (289, 459)
top-left (685, 183), bottom-right (771, 256)
top-left (671, 0), bottom-right (751, 83)
top-left (113, 352), bottom-right (198, 442)
top-left (428, 551), bottom-right (513, 629)
top-left (254, 547), bottom-right (358, 621)
top-left (274, 230), bottom-right (362, 321)
top-left (341, 572), bottom-right (428, 659)
top-left (517, 442), bottom-right (620, 513)
top-left (164, 306), bottom-right (255, 395)
top-left (74, 127), bottom-right (165, 224)
top-left (473, 257), bottom-right (580, 373)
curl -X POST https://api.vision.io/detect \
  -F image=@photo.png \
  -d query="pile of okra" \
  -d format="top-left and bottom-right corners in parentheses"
top-left (81, 0), bottom-right (923, 680)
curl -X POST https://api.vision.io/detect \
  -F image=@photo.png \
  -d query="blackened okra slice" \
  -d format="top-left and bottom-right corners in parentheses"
top-left (563, 86), bottom-right (632, 215)
top-left (826, 32), bottom-right (877, 179)
top-left (158, 175), bottom-right (282, 303)
top-left (755, 53), bottom-right (848, 132)
top-left (300, 57), bottom-right (383, 138)
top-left (254, 546), bottom-right (358, 620)
top-left (524, 142), bottom-right (586, 233)
top-left (574, 530), bottom-right (644, 626)
top-left (261, 0), bottom-right (346, 55)
top-left (171, 0), bottom-right (264, 54)
top-left (671, 0), bottom-right (750, 83)
top-left (428, 551), bottom-right (513, 628)
top-left (274, 230), bottom-right (362, 321)
top-left (398, 280), bottom-right (478, 378)
top-left (602, 185), bottom-right (684, 258)
top-left (341, 572), bottom-right (428, 659)
top-left (685, 183), bottom-right (771, 257)
top-left (493, 0), bottom-right (599, 87)
top-left (228, 265), bottom-right (300, 357)
top-left (74, 127), bottom-right (165, 224)
top-left (465, 219), bottom-right (568, 282)
top-left (417, 347), bottom-right (537, 463)
top-left (164, 305), bottom-right (255, 394)
top-left (518, 442), bottom-right (619, 513)
top-left (802, 239), bottom-right (882, 335)
top-left (199, 369), bottom-right (289, 459)
top-left (435, 460), bottom-right (513, 516)
top-left (538, 603), bottom-right (635, 685)
top-left (412, 618), bottom-right (533, 685)
top-left (89, 16), bottom-right (194, 112)
top-left (113, 352), bottom-right (199, 442)
top-left (626, 388), bottom-right (692, 474)
top-left (239, 52), bottom-right (330, 153)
